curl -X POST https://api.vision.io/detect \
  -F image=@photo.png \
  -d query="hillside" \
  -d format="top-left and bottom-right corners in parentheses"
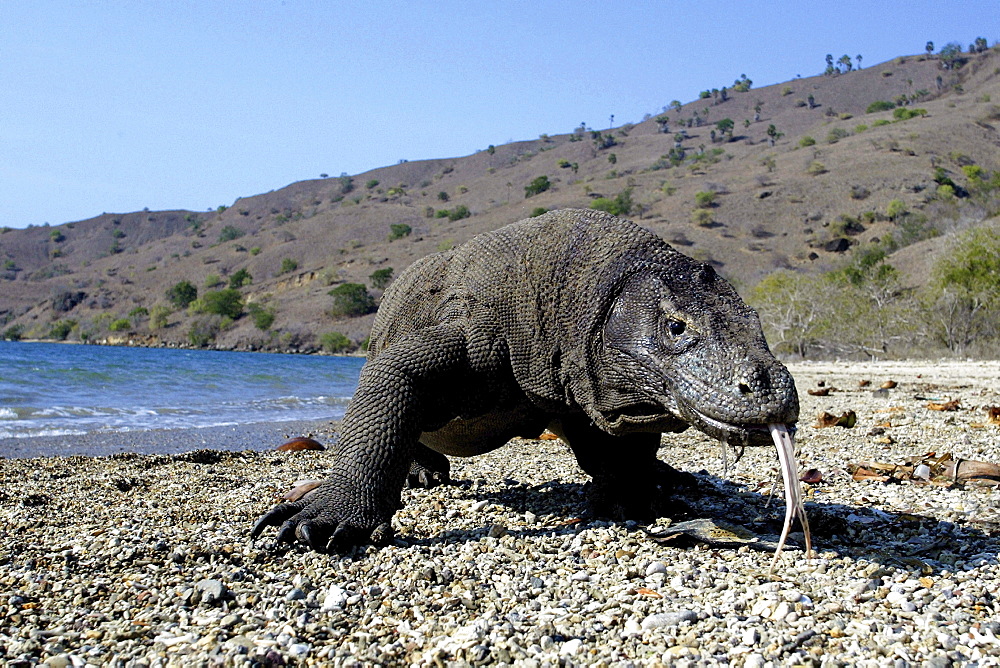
top-left (2, 47), bottom-right (999, 353)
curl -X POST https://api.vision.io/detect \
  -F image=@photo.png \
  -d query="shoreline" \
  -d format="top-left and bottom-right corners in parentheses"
top-left (5, 336), bottom-right (369, 357)
top-left (0, 418), bottom-right (336, 460)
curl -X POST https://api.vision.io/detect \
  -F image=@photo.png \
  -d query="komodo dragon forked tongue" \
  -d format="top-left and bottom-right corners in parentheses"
top-left (767, 423), bottom-right (814, 575)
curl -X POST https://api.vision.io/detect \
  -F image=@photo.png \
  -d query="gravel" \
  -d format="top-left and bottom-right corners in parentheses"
top-left (1, 360), bottom-right (999, 666)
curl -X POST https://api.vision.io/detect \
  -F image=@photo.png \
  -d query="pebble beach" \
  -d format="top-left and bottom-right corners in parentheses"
top-left (2, 361), bottom-right (999, 667)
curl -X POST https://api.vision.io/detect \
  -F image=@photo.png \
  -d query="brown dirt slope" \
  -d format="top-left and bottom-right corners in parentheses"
top-left (2, 49), bottom-right (999, 351)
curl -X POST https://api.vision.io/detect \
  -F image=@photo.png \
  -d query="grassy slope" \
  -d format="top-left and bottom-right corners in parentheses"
top-left (1, 50), bottom-right (998, 351)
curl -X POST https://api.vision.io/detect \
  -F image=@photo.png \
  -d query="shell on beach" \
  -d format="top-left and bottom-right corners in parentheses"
top-left (275, 436), bottom-right (325, 452)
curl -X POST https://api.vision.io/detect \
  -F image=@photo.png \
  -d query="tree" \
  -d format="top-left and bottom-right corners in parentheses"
top-left (328, 283), bottom-right (376, 317)
top-left (715, 118), bottom-right (734, 140)
top-left (938, 42), bottom-right (966, 70)
top-left (766, 124), bottom-right (783, 146)
top-left (856, 54), bottom-right (863, 69)
top-left (824, 54), bottom-right (835, 76)
top-left (838, 55), bottom-right (853, 73)
top-left (926, 41), bottom-right (935, 57)
top-left (199, 289), bottom-right (244, 320)
top-left (972, 37), bottom-right (988, 54)
top-left (670, 100), bottom-right (682, 114)
top-left (524, 175), bottom-right (551, 198)
top-left (229, 268), bottom-right (253, 288)
top-left (922, 223), bottom-right (1000, 353)
top-left (166, 280), bottom-right (198, 308)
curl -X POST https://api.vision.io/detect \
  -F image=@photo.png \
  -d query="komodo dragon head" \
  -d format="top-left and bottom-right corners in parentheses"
top-left (592, 256), bottom-right (798, 448)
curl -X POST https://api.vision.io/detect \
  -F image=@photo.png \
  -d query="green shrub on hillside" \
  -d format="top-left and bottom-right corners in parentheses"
top-left (320, 331), bottom-right (352, 354)
top-left (109, 318), bottom-right (132, 332)
top-left (589, 188), bottom-right (633, 216)
top-left (196, 289), bottom-right (244, 319)
top-left (3, 324), bottom-right (24, 341)
top-left (694, 190), bottom-right (717, 208)
top-left (280, 258), bottom-right (298, 275)
top-left (691, 209), bottom-right (714, 227)
top-left (529, 207), bottom-right (548, 217)
top-left (229, 268), bottom-right (252, 288)
top-left (247, 303), bottom-right (275, 330)
top-left (328, 283), bottom-right (376, 317)
top-left (218, 226), bottom-right (244, 243)
top-left (886, 198), bottom-right (907, 221)
top-left (524, 175), bottom-right (551, 198)
top-left (166, 280), bottom-right (198, 308)
top-left (149, 305), bottom-right (171, 330)
top-left (799, 136), bottom-right (816, 147)
top-left (806, 161), bottom-right (827, 176)
top-left (436, 205), bottom-right (470, 222)
top-left (389, 223), bottom-right (412, 240)
top-left (369, 267), bottom-right (394, 290)
top-left (866, 100), bottom-right (896, 113)
top-left (187, 317), bottom-right (221, 347)
top-left (827, 128), bottom-right (850, 143)
top-left (893, 107), bottom-right (927, 121)
top-left (49, 319), bottom-right (76, 341)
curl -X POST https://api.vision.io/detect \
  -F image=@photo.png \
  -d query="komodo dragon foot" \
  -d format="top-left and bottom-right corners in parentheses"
top-left (587, 460), bottom-right (697, 522)
top-left (250, 479), bottom-right (395, 552)
top-left (405, 445), bottom-right (451, 488)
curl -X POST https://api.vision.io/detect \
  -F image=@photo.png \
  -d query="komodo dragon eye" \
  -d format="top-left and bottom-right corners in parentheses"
top-left (666, 319), bottom-right (686, 336)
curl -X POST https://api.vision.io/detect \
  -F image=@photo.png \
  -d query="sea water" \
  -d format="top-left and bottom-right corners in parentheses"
top-left (0, 341), bottom-right (364, 441)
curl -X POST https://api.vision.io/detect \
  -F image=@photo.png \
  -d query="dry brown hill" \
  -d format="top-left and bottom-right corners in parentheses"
top-left (2, 48), bottom-right (999, 352)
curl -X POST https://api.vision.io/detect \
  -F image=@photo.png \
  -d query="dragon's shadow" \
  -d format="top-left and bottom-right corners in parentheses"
top-left (399, 471), bottom-right (998, 576)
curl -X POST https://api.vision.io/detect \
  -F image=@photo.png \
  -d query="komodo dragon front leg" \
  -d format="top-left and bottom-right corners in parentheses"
top-left (251, 324), bottom-right (469, 552)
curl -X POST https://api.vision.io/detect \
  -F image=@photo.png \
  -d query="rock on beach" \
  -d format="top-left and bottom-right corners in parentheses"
top-left (1, 360), bottom-right (999, 665)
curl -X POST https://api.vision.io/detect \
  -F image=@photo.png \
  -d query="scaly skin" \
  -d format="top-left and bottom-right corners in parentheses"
top-left (251, 209), bottom-right (798, 552)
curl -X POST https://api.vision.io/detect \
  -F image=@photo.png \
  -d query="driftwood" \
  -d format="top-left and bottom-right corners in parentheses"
top-left (850, 452), bottom-right (1000, 486)
top-left (986, 406), bottom-right (1000, 425)
top-left (815, 410), bottom-right (857, 428)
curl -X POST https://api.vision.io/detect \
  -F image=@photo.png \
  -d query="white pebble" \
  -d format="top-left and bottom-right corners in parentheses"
top-left (560, 638), bottom-right (583, 655)
top-left (321, 585), bottom-right (348, 611)
top-left (646, 561), bottom-right (668, 576)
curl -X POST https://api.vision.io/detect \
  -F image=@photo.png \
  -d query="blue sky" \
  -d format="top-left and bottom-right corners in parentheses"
top-left (1, 1), bottom-right (997, 229)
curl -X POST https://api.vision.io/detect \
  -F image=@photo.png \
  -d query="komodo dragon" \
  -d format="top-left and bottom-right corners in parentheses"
top-left (252, 209), bottom-right (807, 557)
